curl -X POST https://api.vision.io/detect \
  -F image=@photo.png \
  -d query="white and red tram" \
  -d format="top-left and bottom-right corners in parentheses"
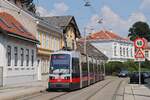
top-left (48, 50), bottom-right (105, 90)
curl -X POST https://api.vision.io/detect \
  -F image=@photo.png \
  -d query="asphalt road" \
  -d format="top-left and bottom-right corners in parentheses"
top-left (17, 77), bottom-right (129, 100)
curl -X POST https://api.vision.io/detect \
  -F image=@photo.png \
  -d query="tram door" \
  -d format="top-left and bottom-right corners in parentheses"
top-left (81, 55), bottom-right (88, 87)
top-left (72, 58), bottom-right (80, 89)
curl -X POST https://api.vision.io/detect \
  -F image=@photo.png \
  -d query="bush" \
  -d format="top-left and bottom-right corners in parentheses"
top-left (105, 60), bottom-right (150, 75)
top-left (105, 61), bottom-right (125, 75)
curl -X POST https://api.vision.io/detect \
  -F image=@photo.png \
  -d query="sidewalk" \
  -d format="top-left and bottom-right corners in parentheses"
top-left (124, 79), bottom-right (150, 100)
top-left (0, 80), bottom-right (48, 100)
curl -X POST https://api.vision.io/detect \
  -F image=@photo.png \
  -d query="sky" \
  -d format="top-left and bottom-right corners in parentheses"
top-left (34, 0), bottom-right (150, 37)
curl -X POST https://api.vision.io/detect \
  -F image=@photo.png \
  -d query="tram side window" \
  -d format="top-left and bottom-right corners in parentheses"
top-left (94, 61), bottom-right (97, 73)
top-left (72, 58), bottom-right (80, 73)
top-left (81, 61), bottom-right (88, 72)
top-left (89, 61), bottom-right (93, 73)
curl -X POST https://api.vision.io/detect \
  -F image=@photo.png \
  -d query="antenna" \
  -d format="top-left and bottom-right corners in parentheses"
top-left (84, 0), bottom-right (91, 7)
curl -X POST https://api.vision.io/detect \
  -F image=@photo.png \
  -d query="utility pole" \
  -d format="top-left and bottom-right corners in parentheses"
top-left (139, 61), bottom-right (141, 85)
top-left (84, 27), bottom-right (87, 54)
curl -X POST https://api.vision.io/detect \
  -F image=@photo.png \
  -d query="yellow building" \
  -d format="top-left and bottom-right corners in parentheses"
top-left (44, 16), bottom-right (81, 50)
top-left (36, 20), bottom-right (64, 79)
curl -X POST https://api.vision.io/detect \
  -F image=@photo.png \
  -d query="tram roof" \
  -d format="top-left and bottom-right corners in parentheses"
top-left (51, 50), bottom-right (80, 57)
top-left (76, 41), bottom-right (108, 60)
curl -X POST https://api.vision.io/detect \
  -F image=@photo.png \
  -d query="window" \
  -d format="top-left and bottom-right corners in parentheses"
top-left (31, 50), bottom-right (34, 66)
top-left (49, 36), bottom-right (52, 49)
top-left (14, 47), bottom-right (18, 66)
top-left (114, 46), bottom-right (117, 56)
top-left (145, 51), bottom-right (149, 58)
top-left (123, 48), bottom-right (125, 56)
top-left (54, 38), bottom-right (56, 50)
top-left (7, 45), bottom-right (11, 66)
top-left (131, 48), bottom-right (133, 57)
top-left (26, 49), bottom-right (29, 66)
top-left (72, 58), bottom-right (80, 73)
top-left (126, 48), bottom-right (129, 57)
top-left (42, 33), bottom-right (45, 48)
top-left (38, 32), bottom-right (41, 40)
top-left (120, 47), bottom-right (122, 56)
top-left (46, 34), bottom-right (49, 49)
top-left (20, 48), bottom-right (24, 66)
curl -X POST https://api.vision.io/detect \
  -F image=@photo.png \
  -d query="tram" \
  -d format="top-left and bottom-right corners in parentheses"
top-left (48, 50), bottom-right (105, 90)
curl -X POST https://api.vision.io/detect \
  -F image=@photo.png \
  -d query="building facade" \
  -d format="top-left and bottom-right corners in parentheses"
top-left (0, 12), bottom-right (38, 86)
top-left (0, 0), bottom-right (64, 80)
top-left (87, 30), bottom-right (135, 62)
top-left (44, 16), bottom-right (81, 50)
top-left (36, 20), bottom-right (63, 79)
top-left (142, 39), bottom-right (150, 61)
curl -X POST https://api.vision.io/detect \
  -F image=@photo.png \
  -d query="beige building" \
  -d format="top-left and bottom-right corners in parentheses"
top-left (44, 16), bottom-right (81, 50)
top-left (1, 0), bottom-right (64, 80)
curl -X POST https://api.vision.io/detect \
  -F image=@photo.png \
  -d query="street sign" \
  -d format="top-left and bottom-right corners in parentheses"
top-left (135, 58), bottom-right (145, 62)
top-left (134, 38), bottom-right (146, 85)
top-left (134, 38), bottom-right (145, 48)
top-left (135, 48), bottom-right (145, 58)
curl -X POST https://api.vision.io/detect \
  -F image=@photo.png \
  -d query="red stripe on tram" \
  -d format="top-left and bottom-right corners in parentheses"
top-left (49, 77), bottom-right (81, 83)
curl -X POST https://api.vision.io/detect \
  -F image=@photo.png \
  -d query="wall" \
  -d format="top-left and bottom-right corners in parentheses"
top-left (66, 24), bottom-right (76, 50)
top-left (91, 40), bottom-right (135, 62)
top-left (1, 34), bottom-right (37, 85)
top-left (91, 41), bottom-right (113, 59)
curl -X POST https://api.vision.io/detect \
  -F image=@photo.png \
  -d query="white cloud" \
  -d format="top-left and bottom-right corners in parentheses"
top-left (36, 6), bottom-right (52, 16)
top-left (140, 0), bottom-right (150, 12)
top-left (87, 6), bottom-right (147, 37)
top-left (36, 2), bottom-right (69, 17)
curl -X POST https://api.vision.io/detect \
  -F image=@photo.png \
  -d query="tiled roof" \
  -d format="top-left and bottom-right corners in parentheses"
top-left (44, 16), bottom-right (72, 28)
top-left (0, 12), bottom-right (38, 43)
top-left (87, 30), bottom-right (126, 41)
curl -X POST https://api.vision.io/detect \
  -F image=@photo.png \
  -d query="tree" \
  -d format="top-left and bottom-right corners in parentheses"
top-left (11, 0), bottom-right (36, 13)
top-left (128, 21), bottom-right (150, 41)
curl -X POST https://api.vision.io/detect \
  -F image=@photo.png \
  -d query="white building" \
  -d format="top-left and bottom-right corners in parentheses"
top-left (0, 12), bottom-right (39, 86)
top-left (0, 0), bottom-right (64, 80)
top-left (143, 39), bottom-right (150, 61)
top-left (87, 30), bottom-right (135, 62)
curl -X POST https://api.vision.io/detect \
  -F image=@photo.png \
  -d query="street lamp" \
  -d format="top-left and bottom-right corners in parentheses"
top-left (84, 0), bottom-right (91, 7)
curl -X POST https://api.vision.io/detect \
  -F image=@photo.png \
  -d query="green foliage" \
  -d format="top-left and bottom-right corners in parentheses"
top-left (141, 59), bottom-right (150, 70)
top-left (123, 60), bottom-right (138, 72)
top-left (128, 21), bottom-right (150, 41)
top-left (105, 61), bottom-right (125, 75)
top-left (105, 60), bottom-right (150, 75)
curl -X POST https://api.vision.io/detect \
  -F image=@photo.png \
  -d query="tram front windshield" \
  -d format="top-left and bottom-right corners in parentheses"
top-left (50, 54), bottom-right (70, 74)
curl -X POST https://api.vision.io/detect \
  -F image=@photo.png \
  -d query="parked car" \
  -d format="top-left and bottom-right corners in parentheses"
top-left (118, 70), bottom-right (128, 77)
top-left (129, 72), bottom-right (145, 84)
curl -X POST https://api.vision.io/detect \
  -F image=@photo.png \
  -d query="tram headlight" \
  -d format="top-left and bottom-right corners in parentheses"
top-left (64, 76), bottom-right (70, 80)
top-left (50, 76), bottom-right (55, 80)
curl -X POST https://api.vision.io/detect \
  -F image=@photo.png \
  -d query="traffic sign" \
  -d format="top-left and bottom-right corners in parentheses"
top-left (135, 58), bottom-right (145, 62)
top-left (134, 38), bottom-right (145, 48)
top-left (135, 48), bottom-right (145, 58)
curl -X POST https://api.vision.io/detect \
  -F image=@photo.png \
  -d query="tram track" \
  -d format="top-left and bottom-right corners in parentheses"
top-left (17, 77), bottom-right (117, 100)
top-left (16, 90), bottom-right (69, 100)
top-left (112, 79), bottom-right (124, 100)
top-left (86, 80), bottom-right (114, 100)
top-left (50, 78), bottom-right (115, 100)
top-left (86, 78), bottom-right (128, 100)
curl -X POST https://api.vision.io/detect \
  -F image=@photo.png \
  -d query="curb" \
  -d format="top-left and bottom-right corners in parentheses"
top-left (0, 87), bottom-right (47, 100)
